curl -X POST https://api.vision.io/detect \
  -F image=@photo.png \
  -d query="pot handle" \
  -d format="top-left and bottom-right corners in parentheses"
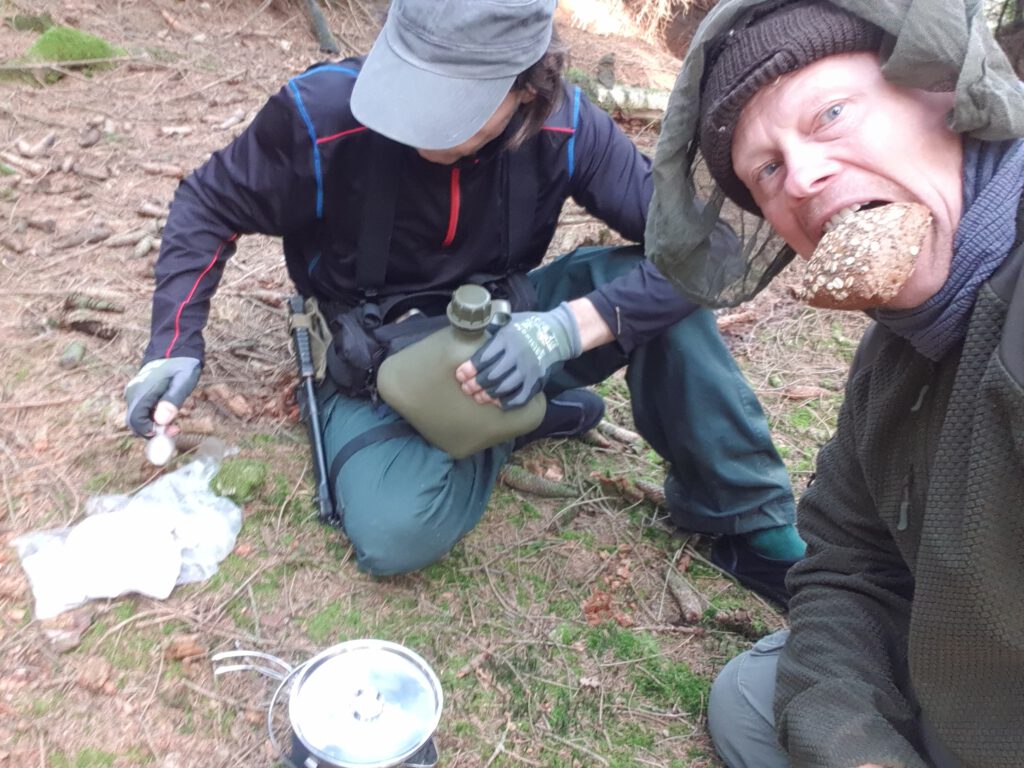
top-left (403, 737), bottom-right (439, 768)
top-left (211, 649), bottom-right (294, 682)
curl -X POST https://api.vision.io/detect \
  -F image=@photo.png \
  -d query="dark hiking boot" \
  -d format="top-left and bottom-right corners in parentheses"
top-left (664, 471), bottom-right (798, 609)
top-left (710, 534), bottom-right (797, 610)
top-left (514, 388), bottom-right (605, 450)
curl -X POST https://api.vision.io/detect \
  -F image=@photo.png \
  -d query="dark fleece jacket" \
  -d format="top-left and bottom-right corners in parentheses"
top-left (776, 228), bottom-right (1024, 766)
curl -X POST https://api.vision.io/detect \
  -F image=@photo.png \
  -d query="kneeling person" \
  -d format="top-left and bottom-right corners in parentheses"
top-left (124, 0), bottom-right (803, 600)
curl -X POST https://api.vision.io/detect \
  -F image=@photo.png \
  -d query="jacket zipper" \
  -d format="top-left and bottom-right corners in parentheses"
top-left (897, 468), bottom-right (912, 532)
top-left (899, 380), bottom-right (933, 533)
top-left (442, 167), bottom-right (460, 247)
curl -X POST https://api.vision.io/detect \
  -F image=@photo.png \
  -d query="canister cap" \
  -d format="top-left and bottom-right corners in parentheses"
top-left (446, 284), bottom-right (491, 331)
top-left (290, 640), bottom-right (443, 768)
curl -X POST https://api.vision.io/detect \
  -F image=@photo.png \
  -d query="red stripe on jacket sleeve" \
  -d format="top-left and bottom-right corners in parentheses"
top-left (442, 167), bottom-right (461, 247)
top-left (163, 234), bottom-right (238, 358)
top-left (316, 125), bottom-right (368, 145)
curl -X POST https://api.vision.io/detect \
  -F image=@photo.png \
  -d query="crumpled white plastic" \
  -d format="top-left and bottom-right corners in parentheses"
top-left (13, 439), bottom-right (243, 619)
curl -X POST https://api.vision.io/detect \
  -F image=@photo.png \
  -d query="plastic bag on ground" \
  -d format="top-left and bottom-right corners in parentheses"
top-left (13, 438), bottom-right (242, 619)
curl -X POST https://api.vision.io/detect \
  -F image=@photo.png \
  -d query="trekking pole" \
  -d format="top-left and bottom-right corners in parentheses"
top-left (287, 296), bottom-right (338, 526)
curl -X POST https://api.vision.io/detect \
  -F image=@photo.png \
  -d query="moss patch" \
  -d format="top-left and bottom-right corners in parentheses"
top-left (211, 459), bottom-right (268, 504)
top-left (6, 25), bottom-right (124, 84)
top-left (25, 26), bottom-right (120, 63)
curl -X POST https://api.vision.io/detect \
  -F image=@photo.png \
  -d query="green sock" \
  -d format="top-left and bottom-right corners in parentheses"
top-left (743, 524), bottom-right (807, 561)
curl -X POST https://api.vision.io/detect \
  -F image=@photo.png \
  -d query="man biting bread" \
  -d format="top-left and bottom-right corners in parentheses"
top-left (645, 1), bottom-right (1024, 766)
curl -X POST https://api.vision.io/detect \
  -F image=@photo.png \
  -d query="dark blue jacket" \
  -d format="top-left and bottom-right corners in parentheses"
top-left (144, 58), bottom-right (715, 364)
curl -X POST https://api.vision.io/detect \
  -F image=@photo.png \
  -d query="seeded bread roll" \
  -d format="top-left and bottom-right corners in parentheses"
top-left (791, 202), bottom-right (933, 310)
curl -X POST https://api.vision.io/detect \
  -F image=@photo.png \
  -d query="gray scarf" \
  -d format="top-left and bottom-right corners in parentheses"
top-left (870, 138), bottom-right (1024, 360)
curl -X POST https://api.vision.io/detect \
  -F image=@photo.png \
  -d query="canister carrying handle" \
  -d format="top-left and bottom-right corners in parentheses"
top-left (489, 298), bottom-right (512, 328)
top-left (210, 649), bottom-right (295, 681)
top-left (211, 650), bottom-right (306, 768)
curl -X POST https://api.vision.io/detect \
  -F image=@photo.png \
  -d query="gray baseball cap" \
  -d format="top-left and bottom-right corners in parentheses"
top-left (351, 0), bottom-right (556, 150)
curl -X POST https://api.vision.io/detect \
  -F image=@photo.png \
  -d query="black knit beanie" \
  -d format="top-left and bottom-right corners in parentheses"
top-left (699, 0), bottom-right (884, 213)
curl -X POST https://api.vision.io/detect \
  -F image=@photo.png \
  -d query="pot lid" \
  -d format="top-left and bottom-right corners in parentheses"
top-left (289, 640), bottom-right (443, 768)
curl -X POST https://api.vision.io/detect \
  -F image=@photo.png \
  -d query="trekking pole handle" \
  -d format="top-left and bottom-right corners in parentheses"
top-left (288, 296), bottom-right (315, 380)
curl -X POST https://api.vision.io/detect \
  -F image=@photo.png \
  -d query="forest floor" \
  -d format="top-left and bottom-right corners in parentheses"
top-left (0, 2), bottom-right (867, 766)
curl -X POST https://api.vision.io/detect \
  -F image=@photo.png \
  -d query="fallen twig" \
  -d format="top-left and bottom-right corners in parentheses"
top-left (590, 472), bottom-right (665, 507)
top-left (0, 150), bottom-right (45, 176)
top-left (596, 419), bottom-right (642, 444)
top-left (137, 201), bottom-right (169, 218)
top-left (0, 397), bottom-right (78, 410)
top-left (665, 566), bottom-right (705, 624)
top-left (500, 464), bottom-right (577, 498)
top-left (53, 223), bottom-right (113, 249)
top-left (139, 162), bottom-right (185, 178)
top-left (456, 647), bottom-right (494, 678)
top-left (15, 131), bottom-right (56, 158)
top-left (0, 55), bottom-right (139, 72)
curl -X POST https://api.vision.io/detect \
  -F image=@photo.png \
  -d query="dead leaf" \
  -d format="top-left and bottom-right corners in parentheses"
top-left (164, 634), bottom-right (207, 661)
top-left (204, 383), bottom-right (254, 420)
top-left (456, 648), bottom-right (493, 679)
top-left (716, 310), bottom-right (757, 332)
top-left (524, 457), bottom-right (564, 483)
top-left (39, 607), bottom-right (95, 652)
top-left (582, 589), bottom-right (613, 625)
top-left (542, 464), bottom-right (564, 482)
top-left (233, 542), bottom-right (253, 557)
top-left (590, 472), bottom-right (644, 503)
top-left (579, 675), bottom-right (601, 689)
top-left (77, 656), bottom-right (112, 692)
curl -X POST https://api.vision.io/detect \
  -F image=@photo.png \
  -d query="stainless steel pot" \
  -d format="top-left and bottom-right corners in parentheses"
top-left (212, 639), bottom-right (443, 768)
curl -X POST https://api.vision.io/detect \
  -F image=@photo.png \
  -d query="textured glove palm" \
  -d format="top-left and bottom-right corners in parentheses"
top-left (470, 303), bottom-right (581, 409)
top-left (124, 357), bottom-right (201, 436)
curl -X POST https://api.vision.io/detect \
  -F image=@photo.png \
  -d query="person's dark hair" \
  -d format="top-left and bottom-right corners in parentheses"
top-left (506, 30), bottom-right (568, 149)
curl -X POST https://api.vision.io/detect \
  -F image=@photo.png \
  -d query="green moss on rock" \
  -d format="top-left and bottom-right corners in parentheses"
top-left (211, 459), bottom-right (268, 505)
top-left (25, 26), bottom-right (119, 63)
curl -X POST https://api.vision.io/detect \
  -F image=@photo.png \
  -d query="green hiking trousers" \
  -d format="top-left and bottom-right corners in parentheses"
top-left (316, 245), bottom-right (795, 575)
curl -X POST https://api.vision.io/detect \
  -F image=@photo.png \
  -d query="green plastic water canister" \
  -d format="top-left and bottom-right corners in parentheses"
top-left (377, 285), bottom-right (546, 459)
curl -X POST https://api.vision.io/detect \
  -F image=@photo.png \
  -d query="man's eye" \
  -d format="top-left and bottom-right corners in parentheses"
top-left (822, 103), bottom-right (844, 123)
top-left (757, 161), bottom-right (780, 181)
